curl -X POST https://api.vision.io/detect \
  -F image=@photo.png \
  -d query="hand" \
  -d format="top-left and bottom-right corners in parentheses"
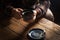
top-left (11, 8), bottom-right (23, 19)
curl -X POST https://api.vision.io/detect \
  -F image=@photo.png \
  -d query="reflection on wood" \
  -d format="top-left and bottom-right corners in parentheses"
top-left (0, 17), bottom-right (30, 40)
top-left (23, 18), bottom-right (60, 40)
top-left (0, 17), bottom-right (60, 40)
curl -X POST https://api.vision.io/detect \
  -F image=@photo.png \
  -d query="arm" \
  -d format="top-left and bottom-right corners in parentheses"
top-left (45, 8), bottom-right (54, 21)
top-left (32, 0), bottom-right (54, 21)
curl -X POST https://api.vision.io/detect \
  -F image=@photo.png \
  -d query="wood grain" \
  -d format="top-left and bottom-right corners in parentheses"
top-left (22, 18), bottom-right (60, 40)
top-left (0, 17), bottom-right (60, 40)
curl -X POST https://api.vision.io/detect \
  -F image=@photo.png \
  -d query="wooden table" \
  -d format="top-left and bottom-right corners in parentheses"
top-left (23, 18), bottom-right (60, 40)
top-left (0, 17), bottom-right (60, 40)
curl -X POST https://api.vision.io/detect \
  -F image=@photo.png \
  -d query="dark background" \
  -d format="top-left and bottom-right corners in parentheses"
top-left (50, 0), bottom-right (60, 24)
top-left (0, 0), bottom-right (60, 25)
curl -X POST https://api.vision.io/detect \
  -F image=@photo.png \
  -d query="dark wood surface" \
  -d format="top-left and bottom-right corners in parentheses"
top-left (22, 18), bottom-right (60, 40)
top-left (0, 17), bottom-right (60, 40)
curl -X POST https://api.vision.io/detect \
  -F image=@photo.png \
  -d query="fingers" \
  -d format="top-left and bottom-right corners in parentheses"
top-left (11, 8), bottom-right (23, 19)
